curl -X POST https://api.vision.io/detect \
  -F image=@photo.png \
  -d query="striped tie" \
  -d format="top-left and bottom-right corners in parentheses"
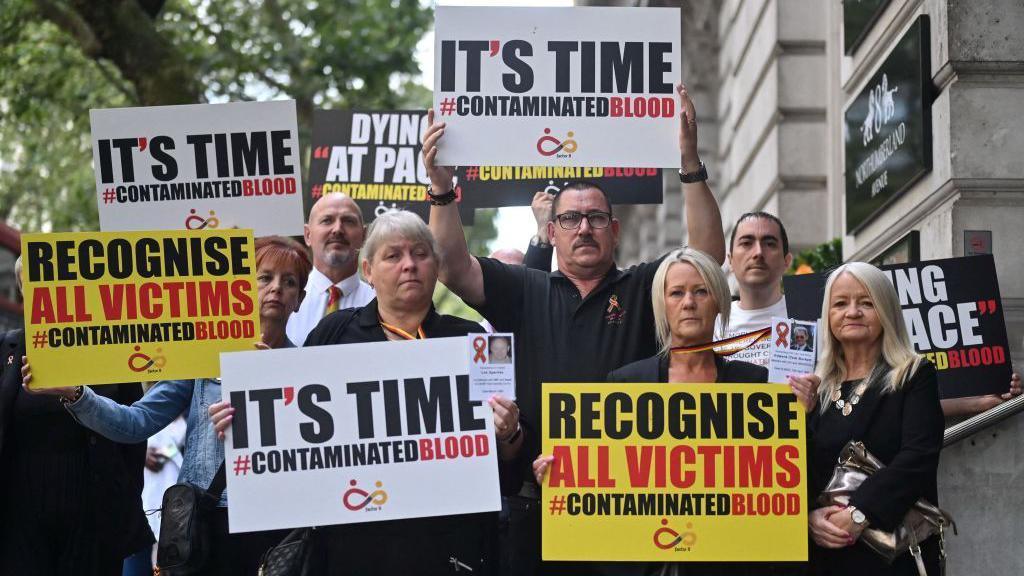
top-left (324, 285), bottom-right (342, 317)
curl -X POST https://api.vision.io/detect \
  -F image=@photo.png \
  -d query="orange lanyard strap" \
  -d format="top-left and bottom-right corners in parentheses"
top-left (379, 320), bottom-right (426, 341)
top-left (670, 327), bottom-right (771, 356)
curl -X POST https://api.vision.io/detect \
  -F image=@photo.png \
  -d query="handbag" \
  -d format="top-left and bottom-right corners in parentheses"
top-left (156, 463), bottom-right (227, 576)
top-left (819, 441), bottom-right (956, 576)
top-left (257, 527), bottom-right (320, 576)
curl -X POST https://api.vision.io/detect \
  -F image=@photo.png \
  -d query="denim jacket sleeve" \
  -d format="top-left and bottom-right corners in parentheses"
top-left (66, 380), bottom-right (194, 444)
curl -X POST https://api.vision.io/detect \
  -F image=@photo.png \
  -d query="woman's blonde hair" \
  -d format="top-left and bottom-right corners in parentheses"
top-left (815, 262), bottom-right (922, 412)
top-left (652, 247), bottom-right (730, 355)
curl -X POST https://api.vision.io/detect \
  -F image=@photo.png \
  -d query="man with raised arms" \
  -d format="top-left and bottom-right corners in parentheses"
top-left (423, 83), bottom-right (725, 575)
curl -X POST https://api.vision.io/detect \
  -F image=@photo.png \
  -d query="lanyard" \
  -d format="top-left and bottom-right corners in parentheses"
top-left (379, 320), bottom-right (426, 341)
top-left (670, 327), bottom-right (771, 356)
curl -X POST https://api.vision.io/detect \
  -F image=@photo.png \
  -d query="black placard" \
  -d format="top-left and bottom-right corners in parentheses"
top-left (844, 16), bottom-right (932, 233)
top-left (843, 0), bottom-right (890, 54)
top-left (309, 109), bottom-right (666, 222)
top-left (784, 255), bottom-right (1012, 399)
top-left (308, 109), bottom-right (475, 224)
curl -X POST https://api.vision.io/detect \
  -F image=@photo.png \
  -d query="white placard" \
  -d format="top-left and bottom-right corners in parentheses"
top-left (221, 337), bottom-right (501, 533)
top-left (468, 332), bottom-right (516, 400)
top-left (767, 317), bottom-right (818, 384)
top-left (91, 100), bottom-right (304, 236)
top-left (433, 6), bottom-right (682, 167)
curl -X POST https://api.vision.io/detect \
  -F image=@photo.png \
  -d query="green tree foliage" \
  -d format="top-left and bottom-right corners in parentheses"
top-left (788, 238), bottom-right (843, 275)
top-left (0, 0), bottom-right (432, 231)
top-left (2, 0), bottom-right (503, 322)
top-left (0, 4), bottom-right (131, 231)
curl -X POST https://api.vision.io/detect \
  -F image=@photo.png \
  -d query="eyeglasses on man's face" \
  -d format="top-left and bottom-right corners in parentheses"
top-left (554, 210), bottom-right (612, 230)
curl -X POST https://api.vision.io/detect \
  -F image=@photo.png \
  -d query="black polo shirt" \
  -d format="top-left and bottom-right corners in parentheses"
top-left (474, 254), bottom-right (668, 480)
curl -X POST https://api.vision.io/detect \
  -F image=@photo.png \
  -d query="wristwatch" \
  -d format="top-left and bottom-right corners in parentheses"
top-left (59, 386), bottom-right (84, 406)
top-left (678, 161), bottom-right (708, 183)
top-left (848, 506), bottom-right (867, 525)
top-left (530, 235), bottom-right (551, 249)
top-left (501, 422), bottom-right (523, 444)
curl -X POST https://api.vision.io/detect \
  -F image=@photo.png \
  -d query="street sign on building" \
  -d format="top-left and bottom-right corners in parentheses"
top-left (844, 15), bottom-right (932, 233)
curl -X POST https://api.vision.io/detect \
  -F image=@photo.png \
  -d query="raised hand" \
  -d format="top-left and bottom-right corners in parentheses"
top-left (421, 108), bottom-right (456, 195)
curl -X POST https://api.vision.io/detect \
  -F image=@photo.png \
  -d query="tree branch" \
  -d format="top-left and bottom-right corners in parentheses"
top-left (52, 0), bottom-right (201, 105)
top-left (34, 0), bottom-right (100, 57)
top-left (94, 58), bottom-right (139, 103)
top-left (137, 0), bottom-right (166, 19)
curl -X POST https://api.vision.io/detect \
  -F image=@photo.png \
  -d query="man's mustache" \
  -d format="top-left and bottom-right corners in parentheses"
top-left (573, 237), bottom-right (599, 249)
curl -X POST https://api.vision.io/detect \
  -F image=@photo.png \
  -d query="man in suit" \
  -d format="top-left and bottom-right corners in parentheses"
top-left (791, 325), bottom-right (813, 352)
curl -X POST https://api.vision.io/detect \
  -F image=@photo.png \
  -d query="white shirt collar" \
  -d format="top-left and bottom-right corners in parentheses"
top-left (306, 267), bottom-right (362, 297)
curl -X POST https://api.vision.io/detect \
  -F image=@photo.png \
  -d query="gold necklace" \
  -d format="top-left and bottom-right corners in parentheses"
top-left (831, 380), bottom-right (869, 416)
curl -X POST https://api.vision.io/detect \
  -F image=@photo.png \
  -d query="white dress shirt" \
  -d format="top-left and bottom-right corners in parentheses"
top-left (286, 267), bottom-right (375, 346)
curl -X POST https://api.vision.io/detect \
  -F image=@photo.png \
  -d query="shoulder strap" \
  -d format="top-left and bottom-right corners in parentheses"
top-left (207, 462), bottom-right (227, 499)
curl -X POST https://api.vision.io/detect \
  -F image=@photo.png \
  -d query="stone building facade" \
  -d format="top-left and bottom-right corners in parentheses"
top-left (581, 1), bottom-right (1024, 573)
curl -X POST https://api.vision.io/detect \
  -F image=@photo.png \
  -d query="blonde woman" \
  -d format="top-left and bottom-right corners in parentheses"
top-left (533, 247), bottom-right (818, 576)
top-left (808, 262), bottom-right (943, 575)
top-left (608, 247), bottom-right (769, 385)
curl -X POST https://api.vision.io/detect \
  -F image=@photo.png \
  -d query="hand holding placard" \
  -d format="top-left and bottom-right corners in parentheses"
top-left (422, 109), bottom-right (455, 196)
top-left (677, 84), bottom-right (701, 173)
top-left (541, 383), bottom-right (808, 562)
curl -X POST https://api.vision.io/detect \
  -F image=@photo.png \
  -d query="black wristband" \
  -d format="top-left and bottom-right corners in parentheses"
top-left (428, 187), bottom-right (457, 206)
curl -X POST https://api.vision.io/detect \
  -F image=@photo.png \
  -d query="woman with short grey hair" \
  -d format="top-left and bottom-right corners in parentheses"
top-left (241, 209), bottom-right (521, 575)
top-left (360, 209), bottom-right (442, 270)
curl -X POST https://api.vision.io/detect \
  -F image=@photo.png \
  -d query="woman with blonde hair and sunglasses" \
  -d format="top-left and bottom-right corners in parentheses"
top-left (807, 262), bottom-right (943, 575)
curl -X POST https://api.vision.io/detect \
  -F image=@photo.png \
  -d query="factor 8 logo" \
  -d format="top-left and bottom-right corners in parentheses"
top-left (343, 479), bottom-right (388, 512)
top-left (128, 346), bottom-right (166, 373)
top-left (653, 518), bottom-right (697, 551)
top-left (185, 209), bottom-right (220, 230)
top-left (536, 128), bottom-right (578, 157)
top-left (605, 294), bottom-right (626, 325)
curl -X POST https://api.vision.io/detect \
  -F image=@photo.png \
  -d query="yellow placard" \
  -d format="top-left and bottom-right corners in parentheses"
top-left (22, 230), bottom-right (259, 388)
top-left (542, 383), bottom-right (808, 562)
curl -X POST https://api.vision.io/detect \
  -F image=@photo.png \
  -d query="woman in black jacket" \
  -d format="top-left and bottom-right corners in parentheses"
top-left (807, 262), bottom-right (944, 575)
top-left (0, 257), bottom-right (152, 575)
top-left (605, 247), bottom-right (770, 386)
top-left (211, 210), bottom-right (520, 575)
top-left (534, 247), bottom-right (819, 576)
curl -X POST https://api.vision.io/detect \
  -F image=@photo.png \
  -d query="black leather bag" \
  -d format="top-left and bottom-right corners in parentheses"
top-left (156, 464), bottom-right (227, 576)
top-left (257, 527), bottom-right (320, 576)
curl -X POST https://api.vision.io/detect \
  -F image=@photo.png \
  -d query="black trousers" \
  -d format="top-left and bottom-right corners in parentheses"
top-left (503, 494), bottom-right (593, 576)
top-left (207, 508), bottom-right (290, 576)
